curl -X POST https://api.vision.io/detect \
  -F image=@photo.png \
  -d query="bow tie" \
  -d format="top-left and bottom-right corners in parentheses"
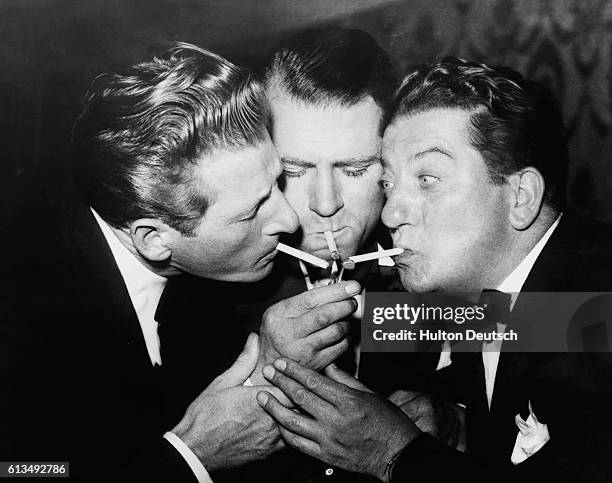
top-left (478, 289), bottom-right (513, 327)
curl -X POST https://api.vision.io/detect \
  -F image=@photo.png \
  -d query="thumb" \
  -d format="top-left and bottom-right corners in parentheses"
top-left (324, 363), bottom-right (373, 393)
top-left (213, 332), bottom-right (259, 389)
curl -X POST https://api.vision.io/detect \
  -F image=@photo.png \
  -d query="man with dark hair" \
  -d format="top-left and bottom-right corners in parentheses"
top-left (0, 43), bottom-right (362, 482)
top-left (257, 58), bottom-right (612, 481)
top-left (265, 27), bottom-right (395, 265)
top-left (158, 27), bottom-right (400, 483)
top-left (235, 26), bottom-right (398, 372)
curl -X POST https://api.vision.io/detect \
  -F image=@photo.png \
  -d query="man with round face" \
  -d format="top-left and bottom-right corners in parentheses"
top-left (381, 107), bottom-right (526, 295)
top-left (258, 58), bottom-right (612, 482)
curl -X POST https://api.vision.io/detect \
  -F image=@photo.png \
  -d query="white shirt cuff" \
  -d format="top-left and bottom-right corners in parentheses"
top-left (163, 431), bottom-right (213, 483)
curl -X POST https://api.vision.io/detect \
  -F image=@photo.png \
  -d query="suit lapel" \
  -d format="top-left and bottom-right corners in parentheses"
top-left (61, 203), bottom-right (155, 378)
top-left (486, 214), bottom-right (596, 463)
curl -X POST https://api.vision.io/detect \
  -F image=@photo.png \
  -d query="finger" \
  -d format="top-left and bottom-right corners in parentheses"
top-left (248, 384), bottom-right (295, 408)
top-left (281, 281), bottom-right (361, 317)
top-left (211, 333), bottom-right (259, 389)
top-left (256, 390), bottom-right (321, 441)
top-left (388, 390), bottom-right (424, 406)
top-left (313, 338), bottom-right (350, 370)
top-left (301, 300), bottom-right (356, 335)
top-left (273, 358), bottom-right (348, 407)
top-left (278, 425), bottom-right (321, 459)
top-left (262, 364), bottom-right (334, 416)
top-left (310, 320), bottom-right (350, 348)
top-left (324, 363), bottom-right (373, 393)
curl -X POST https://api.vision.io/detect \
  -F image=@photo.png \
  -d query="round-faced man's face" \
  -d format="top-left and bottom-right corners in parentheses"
top-left (381, 108), bottom-right (516, 293)
top-left (268, 90), bottom-right (385, 260)
top-left (168, 135), bottom-right (299, 282)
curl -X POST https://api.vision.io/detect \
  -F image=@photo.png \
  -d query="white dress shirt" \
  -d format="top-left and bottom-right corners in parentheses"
top-left (436, 214), bottom-right (562, 407)
top-left (91, 209), bottom-right (213, 483)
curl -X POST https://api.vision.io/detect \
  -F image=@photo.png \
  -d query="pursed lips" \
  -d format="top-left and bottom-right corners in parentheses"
top-left (393, 249), bottom-right (416, 266)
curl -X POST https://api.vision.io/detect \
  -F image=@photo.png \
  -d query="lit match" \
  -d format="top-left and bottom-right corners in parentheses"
top-left (276, 242), bottom-right (329, 269)
top-left (347, 247), bottom-right (404, 264)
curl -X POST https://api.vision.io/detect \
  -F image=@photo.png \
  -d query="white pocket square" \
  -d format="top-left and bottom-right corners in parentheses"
top-left (511, 400), bottom-right (550, 464)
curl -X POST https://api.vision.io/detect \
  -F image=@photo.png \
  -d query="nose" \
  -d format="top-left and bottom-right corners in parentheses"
top-left (309, 170), bottom-right (343, 217)
top-left (381, 188), bottom-right (420, 231)
top-left (263, 186), bottom-right (299, 236)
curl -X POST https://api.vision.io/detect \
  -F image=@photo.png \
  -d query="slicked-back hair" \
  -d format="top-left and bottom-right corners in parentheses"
top-left (72, 42), bottom-right (269, 235)
top-left (265, 27), bottom-right (396, 115)
top-left (386, 57), bottom-right (568, 211)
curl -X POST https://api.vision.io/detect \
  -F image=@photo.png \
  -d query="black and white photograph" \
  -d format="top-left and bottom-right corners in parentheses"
top-left (1, 1), bottom-right (612, 481)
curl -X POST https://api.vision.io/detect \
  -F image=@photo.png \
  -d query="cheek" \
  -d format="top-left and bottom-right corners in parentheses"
top-left (283, 181), bottom-right (310, 217)
top-left (342, 177), bottom-right (384, 221)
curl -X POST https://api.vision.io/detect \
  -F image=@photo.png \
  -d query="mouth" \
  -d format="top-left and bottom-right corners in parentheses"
top-left (393, 248), bottom-right (416, 266)
top-left (260, 248), bottom-right (278, 263)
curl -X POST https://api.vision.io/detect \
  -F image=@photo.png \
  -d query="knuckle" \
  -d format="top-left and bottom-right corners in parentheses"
top-left (333, 321), bottom-right (349, 339)
top-left (336, 338), bottom-right (350, 354)
top-left (293, 388), bottom-right (308, 404)
top-left (313, 311), bottom-right (330, 328)
top-left (305, 375), bottom-right (319, 390)
top-left (289, 416), bottom-right (302, 431)
top-left (346, 298), bottom-right (358, 313)
top-left (300, 293), bottom-right (317, 311)
top-left (288, 433), bottom-right (302, 449)
top-left (325, 324), bottom-right (343, 342)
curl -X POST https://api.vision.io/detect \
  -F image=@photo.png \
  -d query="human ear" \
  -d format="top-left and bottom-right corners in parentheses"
top-left (128, 219), bottom-right (174, 262)
top-left (506, 167), bottom-right (545, 230)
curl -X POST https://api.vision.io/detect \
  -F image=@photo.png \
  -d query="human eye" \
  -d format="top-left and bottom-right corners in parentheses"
top-left (238, 209), bottom-right (258, 222)
top-left (282, 165), bottom-right (307, 178)
top-left (418, 174), bottom-right (440, 188)
top-left (343, 166), bottom-right (369, 178)
top-left (378, 175), bottom-right (394, 193)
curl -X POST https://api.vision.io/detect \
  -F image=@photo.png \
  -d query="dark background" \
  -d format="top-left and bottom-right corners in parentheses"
top-left (2, 0), bottom-right (611, 220)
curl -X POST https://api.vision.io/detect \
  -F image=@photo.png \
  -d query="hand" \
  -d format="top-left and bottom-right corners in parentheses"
top-left (252, 281), bottom-right (361, 385)
top-left (171, 333), bottom-right (287, 471)
top-left (389, 390), bottom-right (466, 451)
top-left (257, 359), bottom-right (421, 482)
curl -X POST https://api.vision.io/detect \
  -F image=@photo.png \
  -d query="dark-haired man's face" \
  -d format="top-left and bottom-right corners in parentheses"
top-left (269, 92), bottom-right (384, 260)
top-left (167, 136), bottom-right (299, 282)
top-left (381, 108), bottom-right (516, 293)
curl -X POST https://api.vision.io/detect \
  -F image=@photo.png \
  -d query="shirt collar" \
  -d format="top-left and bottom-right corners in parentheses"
top-left (90, 208), bottom-right (167, 300)
top-left (497, 214), bottom-right (562, 301)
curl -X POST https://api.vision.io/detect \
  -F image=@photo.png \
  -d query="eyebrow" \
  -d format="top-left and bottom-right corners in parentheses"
top-left (281, 156), bottom-right (381, 168)
top-left (415, 147), bottom-right (454, 160)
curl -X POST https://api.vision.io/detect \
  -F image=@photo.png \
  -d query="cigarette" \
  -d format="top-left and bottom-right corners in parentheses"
top-left (348, 247), bottom-right (404, 264)
top-left (323, 231), bottom-right (340, 260)
top-left (276, 242), bottom-right (329, 269)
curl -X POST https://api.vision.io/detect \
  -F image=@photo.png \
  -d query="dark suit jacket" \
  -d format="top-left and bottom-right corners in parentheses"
top-left (0, 201), bottom-right (243, 482)
top-left (382, 214), bottom-right (612, 482)
top-left (156, 228), bottom-right (399, 483)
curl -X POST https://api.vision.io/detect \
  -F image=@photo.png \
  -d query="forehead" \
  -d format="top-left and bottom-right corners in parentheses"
top-left (383, 108), bottom-right (474, 159)
top-left (269, 91), bottom-right (383, 162)
top-left (198, 138), bottom-right (280, 208)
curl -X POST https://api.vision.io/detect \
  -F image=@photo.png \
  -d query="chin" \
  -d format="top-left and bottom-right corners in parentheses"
top-left (398, 268), bottom-right (432, 293)
top-left (212, 261), bottom-right (274, 283)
